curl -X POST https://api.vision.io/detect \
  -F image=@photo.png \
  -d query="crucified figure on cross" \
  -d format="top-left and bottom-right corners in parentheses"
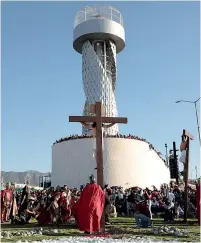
top-left (81, 121), bottom-right (115, 166)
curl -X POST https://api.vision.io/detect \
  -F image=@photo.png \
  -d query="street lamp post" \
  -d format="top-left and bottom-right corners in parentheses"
top-left (175, 98), bottom-right (201, 145)
top-left (195, 166), bottom-right (198, 179)
top-left (165, 143), bottom-right (168, 166)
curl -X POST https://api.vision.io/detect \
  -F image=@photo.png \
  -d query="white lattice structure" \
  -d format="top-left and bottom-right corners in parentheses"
top-left (73, 6), bottom-right (125, 135)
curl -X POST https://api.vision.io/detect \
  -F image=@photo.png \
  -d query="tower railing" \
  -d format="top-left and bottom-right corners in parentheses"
top-left (74, 5), bottom-right (124, 28)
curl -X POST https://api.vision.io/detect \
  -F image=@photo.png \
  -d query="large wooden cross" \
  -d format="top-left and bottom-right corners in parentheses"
top-left (69, 101), bottom-right (128, 187)
top-left (182, 129), bottom-right (194, 222)
top-left (69, 101), bottom-right (127, 232)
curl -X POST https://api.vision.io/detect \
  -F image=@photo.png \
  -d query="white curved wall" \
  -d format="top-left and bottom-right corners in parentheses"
top-left (51, 138), bottom-right (170, 189)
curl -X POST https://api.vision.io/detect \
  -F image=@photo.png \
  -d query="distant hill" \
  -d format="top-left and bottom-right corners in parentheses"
top-left (1, 170), bottom-right (51, 187)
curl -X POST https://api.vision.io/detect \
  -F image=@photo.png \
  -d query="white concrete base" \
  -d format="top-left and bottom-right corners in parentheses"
top-left (51, 138), bottom-right (170, 189)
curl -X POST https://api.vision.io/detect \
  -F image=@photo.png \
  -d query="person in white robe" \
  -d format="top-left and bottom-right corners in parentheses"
top-left (179, 135), bottom-right (187, 164)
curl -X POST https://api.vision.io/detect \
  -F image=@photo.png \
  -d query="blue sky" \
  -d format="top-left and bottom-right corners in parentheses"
top-left (2, 1), bottom-right (200, 178)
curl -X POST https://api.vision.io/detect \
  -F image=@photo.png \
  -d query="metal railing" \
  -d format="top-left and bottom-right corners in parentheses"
top-left (74, 5), bottom-right (124, 28)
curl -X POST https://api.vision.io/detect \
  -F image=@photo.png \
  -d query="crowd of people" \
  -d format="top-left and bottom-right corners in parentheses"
top-left (53, 134), bottom-right (166, 164)
top-left (1, 178), bottom-right (200, 233)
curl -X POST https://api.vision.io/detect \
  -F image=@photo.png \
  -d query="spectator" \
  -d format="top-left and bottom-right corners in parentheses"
top-left (53, 133), bottom-right (167, 165)
top-left (1, 179), bottom-right (199, 228)
top-left (134, 200), bottom-right (151, 228)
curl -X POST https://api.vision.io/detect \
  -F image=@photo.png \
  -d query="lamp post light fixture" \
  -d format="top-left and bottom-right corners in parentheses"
top-left (175, 98), bottom-right (201, 145)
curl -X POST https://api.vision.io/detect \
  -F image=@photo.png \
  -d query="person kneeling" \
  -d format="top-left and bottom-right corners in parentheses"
top-left (164, 199), bottom-right (175, 222)
top-left (134, 200), bottom-right (151, 228)
top-left (17, 197), bottom-right (37, 224)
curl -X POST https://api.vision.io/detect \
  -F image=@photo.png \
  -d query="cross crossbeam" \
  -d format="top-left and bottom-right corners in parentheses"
top-left (69, 116), bottom-right (127, 124)
top-left (183, 129), bottom-right (194, 140)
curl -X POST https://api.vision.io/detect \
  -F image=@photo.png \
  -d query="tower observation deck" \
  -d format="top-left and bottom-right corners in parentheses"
top-left (73, 5), bottom-right (125, 135)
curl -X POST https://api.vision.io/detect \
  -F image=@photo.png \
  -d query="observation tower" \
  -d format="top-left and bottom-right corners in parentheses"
top-left (73, 5), bottom-right (125, 135)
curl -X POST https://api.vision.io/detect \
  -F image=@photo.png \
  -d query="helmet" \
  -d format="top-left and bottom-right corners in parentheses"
top-left (28, 196), bottom-right (36, 201)
top-left (89, 174), bottom-right (96, 183)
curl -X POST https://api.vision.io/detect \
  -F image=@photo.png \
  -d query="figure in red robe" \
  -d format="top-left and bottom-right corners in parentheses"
top-left (58, 191), bottom-right (71, 223)
top-left (1, 183), bottom-right (12, 223)
top-left (196, 182), bottom-right (200, 225)
top-left (72, 175), bottom-right (105, 234)
top-left (36, 201), bottom-right (51, 225)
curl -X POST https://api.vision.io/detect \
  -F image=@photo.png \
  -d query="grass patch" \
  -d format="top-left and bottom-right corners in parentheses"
top-left (1, 217), bottom-right (200, 242)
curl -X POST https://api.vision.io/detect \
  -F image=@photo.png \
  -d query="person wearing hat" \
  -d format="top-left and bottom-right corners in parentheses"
top-left (1, 182), bottom-right (12, 223)
top-left (72, 174), bottom-right (105, 234)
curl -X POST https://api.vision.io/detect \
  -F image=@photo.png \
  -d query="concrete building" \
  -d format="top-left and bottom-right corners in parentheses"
top-left (52, 138), bottom-right (170, 189)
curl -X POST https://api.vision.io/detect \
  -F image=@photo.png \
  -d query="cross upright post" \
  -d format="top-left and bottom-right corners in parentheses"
top-left (182, 129), bottom-right (194, 223)
top-left (94, 102), bottom-right (104, 187)
top-left (173, 142), bottom-right (179, 185)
